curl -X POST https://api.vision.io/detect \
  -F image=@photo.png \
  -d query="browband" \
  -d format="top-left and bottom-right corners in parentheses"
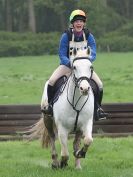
top-left (73, 57), bottom-right (90, 64)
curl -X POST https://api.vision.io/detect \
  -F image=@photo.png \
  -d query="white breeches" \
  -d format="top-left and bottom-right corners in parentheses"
top-left (48, 65), bottom-right (103, 89)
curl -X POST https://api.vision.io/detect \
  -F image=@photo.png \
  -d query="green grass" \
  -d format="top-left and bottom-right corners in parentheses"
top-left (0, 52), bottom-right (133, 104)
top-left (0, 137), bottom-right (133, 177)
top-left (0, 55), bottom-right (58, 104)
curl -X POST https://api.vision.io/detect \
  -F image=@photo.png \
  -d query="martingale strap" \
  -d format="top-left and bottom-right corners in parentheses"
top-left (67, 79), bottom-right (89, 132)
top-left (73, 110), bottom-right (80, 132)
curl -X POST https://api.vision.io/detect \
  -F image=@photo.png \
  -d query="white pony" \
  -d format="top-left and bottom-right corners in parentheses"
top-left (30, 48), bottom-right (94, 169)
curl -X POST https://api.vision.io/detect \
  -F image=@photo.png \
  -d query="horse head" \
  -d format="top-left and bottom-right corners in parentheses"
top-left (71, 48), bottom-right (93, 95)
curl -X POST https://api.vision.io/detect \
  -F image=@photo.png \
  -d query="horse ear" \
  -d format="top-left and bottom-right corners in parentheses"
top-left (87, 46), bottom-right (91, 55)
top-left (73, 48), bottom-right (77, 56)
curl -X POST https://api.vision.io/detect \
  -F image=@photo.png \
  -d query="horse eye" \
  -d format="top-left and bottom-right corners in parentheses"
top-left (73, 66), bottom-right (76, 70)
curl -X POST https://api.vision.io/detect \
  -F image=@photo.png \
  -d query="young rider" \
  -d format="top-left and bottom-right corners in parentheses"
top-left (43, 9), bottom-right (107, 121)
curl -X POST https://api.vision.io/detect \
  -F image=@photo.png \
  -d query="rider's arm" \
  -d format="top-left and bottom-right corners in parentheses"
top-left (87, 33), bottom-right (96, 62)
top-left (58, 33), bottom-right (70, 68)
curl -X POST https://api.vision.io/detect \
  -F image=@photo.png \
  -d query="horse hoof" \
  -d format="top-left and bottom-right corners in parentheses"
top-left (59, 156), bottom-right (69, 169)
top-left (51, 161), bottom-right (60, 169)
top-left (60, 161), bottom-right (68, 169)
top-left (75, 165), bottom-right (82, 170)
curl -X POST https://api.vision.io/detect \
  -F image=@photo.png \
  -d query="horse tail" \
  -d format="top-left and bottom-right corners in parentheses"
top-left (23, 114), bottom-right (55, 148)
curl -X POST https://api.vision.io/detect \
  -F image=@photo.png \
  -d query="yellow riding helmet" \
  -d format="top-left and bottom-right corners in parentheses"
top-left (69, 9), bottom-right (86, 24)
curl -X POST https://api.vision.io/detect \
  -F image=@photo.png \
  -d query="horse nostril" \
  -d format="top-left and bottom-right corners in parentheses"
top-left (80, 87), bottom-right (83, 91)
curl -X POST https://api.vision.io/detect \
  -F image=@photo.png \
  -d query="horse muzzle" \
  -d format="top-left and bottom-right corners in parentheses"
top-left (79, 80), bottom-right (90, 96)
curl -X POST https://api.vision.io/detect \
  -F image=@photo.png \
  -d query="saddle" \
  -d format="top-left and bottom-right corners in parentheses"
top-left (52, 76), bottom-right (68, 104)
top-left (90, 79), bottom-right (100, 101)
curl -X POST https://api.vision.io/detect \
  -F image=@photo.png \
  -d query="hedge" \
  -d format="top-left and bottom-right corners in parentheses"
top-left (0, 31), bottom-right (60, 57)
top-left (97, 22), bottom-right (133, 52)
top-left (0, 29), bottom-right (133, 57)
top-left (97, 35), bottom-right (133, 52)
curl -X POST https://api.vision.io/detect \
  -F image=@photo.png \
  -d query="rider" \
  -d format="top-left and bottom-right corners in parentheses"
top-left (43, 9), bottom-right (107, 121)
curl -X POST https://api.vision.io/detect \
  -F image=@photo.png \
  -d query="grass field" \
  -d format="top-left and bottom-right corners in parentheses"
top-left (0, 52), bottom-right (133, 104)
top-left (0, 137), bottom-right (133, 177)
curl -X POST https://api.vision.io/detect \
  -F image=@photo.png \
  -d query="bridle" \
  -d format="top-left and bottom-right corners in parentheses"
top-left (67, 57), bottom-right (94, 132)
top-left (72, 57), bottom-right (93, 87)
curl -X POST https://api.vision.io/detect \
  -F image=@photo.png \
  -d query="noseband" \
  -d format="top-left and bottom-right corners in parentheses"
top-left (73, 76), bottom-right (91, 88)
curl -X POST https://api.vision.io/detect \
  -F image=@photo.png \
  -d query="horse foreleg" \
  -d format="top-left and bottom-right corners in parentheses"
top-left (80, 121), bottom-right (93, 158)
top-left (74, 121), bottom-right (93, 159)
top-left (73, 131), bottom-right (82, 169)
top-left (58, 127), bottom-right (69, 168)
top-left (75, 136), bottom-right (93, 159)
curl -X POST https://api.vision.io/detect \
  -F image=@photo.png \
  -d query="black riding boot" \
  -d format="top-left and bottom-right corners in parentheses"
top-left (42, 84), bottom-right (54, 115)
top-left (95, 89), bottom-right (108, 121)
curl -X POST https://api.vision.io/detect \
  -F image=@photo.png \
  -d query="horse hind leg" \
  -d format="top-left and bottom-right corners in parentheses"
top-left (43, 113), bottom-right (60, 169)
top-left (51, 142), bottom-right (60, 169)
top-left (73, 131), bottom-right (82, 169)
top-left (58, 127), bottom-right (69, 168)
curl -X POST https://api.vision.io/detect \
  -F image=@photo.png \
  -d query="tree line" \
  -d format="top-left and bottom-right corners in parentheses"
top-left (0, 0), bottom-right (132, 35)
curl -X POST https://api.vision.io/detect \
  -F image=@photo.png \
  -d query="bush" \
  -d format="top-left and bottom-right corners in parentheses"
top-left (97, 22), bottom-right (133, 52)
top-left (0, 31), bottom-right (60, 57)
top-left (97, 35), bottom-right (133, 52)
